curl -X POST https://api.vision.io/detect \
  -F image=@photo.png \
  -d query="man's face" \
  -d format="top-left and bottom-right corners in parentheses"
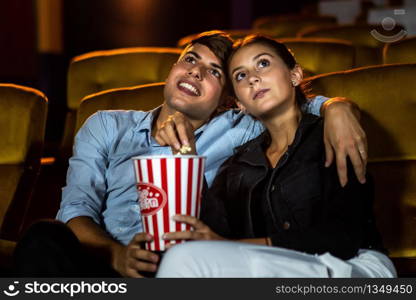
top-left (164, 43), bottom-right (226, 121)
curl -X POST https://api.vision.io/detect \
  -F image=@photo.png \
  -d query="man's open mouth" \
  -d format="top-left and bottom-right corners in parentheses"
top-left (177, 81), bottom-right (201, 96)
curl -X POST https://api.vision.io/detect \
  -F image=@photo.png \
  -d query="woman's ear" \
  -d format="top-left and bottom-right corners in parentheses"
top-left (290, 64), bottom-right (303, 86)
top-left (236, 100), bottom-right (247, 113)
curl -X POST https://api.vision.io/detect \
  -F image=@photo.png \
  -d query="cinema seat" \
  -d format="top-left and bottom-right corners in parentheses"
top-left (280, 38), bottom-right (355, 77)
top-left (308, 63), bottom-right (416, 276)
top-left (383, 36), bottom-right (416, 64)
top-left (299, 24), bottom-right (406, 67)
top-left (76, 82), bottom-right (165, 132)
top-left (0, 83), bottom-right (48, 272)
top-left (63, 47), bottom-right (181, 158)
top-left (253, 15), bottom-right (337, 38)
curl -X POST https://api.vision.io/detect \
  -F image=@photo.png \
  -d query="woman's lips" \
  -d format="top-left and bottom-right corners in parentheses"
top-left (253, 88), bottom-right (270, 100)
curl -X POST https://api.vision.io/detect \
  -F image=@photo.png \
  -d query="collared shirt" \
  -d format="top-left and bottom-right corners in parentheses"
top-left (57, 96), bottom-right (327, 245)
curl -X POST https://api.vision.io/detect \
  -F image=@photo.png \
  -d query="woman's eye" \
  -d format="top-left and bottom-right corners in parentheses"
top-left (258, 59), bottom-right (270, 68)
top-left (235, 72), bottom-right (246, 82)
top-left (209, 69), bottom-right (221, 78)
top-left (184, 56), bottom-right (196, 64)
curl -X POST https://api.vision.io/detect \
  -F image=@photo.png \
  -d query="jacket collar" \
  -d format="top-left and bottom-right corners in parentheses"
top-left (235, 113), bottom-right (321, 167)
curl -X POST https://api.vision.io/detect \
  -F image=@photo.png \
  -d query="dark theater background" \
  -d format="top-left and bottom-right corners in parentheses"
top-left (0, 0), bottom-right (321, 144)
top-left (1, 0), bottom-right (416, 277)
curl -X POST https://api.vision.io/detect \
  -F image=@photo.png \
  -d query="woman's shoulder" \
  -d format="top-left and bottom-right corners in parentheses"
top-left (233, 130), bottom-right (268, 155)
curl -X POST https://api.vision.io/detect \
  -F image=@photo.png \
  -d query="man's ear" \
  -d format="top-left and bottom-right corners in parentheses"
top-left (291, 64), bottom-right (304, 86)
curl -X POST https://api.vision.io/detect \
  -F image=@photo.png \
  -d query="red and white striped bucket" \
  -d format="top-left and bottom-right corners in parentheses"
top-left (132, 155), bottom-right (206, 251)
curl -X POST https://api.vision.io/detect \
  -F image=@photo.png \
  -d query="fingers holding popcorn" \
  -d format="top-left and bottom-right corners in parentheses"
top-left (155, 112), bottom-right (196, 155)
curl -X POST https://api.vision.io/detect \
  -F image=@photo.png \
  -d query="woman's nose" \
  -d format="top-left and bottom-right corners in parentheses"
top-left (249, 75), bottom-right (260, 85)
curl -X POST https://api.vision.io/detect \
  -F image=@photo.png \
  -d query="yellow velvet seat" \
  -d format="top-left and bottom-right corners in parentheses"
top-left (253, 15), bottom-right (337, 38)
top-left (299, 25), bottom-right (406, 67)
top-left (383, 37), bottom-right (416, 64)
top-left (0, 83), bottom-right (48, 271)
top-left (279, 38), bottom-right (355, 77)
top-left (309, 64), bottom-right (416, 276)
top-left (63, 47), bottom-right (181, 158)
top-left (76, 82), bottom-right (165, 132)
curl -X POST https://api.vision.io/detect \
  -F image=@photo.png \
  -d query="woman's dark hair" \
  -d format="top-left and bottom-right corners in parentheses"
top-left (228, 34), bottom-right (309, 108)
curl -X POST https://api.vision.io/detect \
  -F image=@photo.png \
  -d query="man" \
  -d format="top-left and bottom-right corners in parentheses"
top-left (14, 31), bottom-right (367, 277)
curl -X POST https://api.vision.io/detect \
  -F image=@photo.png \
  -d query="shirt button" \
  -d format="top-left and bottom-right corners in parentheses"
top-left (270, 185), bottom-right (276, 192)
top-left (283, 221), bottom-right (290, 230)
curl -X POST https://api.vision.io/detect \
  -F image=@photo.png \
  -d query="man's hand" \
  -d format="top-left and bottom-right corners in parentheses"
top-left (322, 97), bottom-right (367, 187)
top-left (154, 112), bottom-right (196, 155)
top-left (112, 233), bottom-right (160, 278)
top-left (162, 215), bottom-right (225, 248)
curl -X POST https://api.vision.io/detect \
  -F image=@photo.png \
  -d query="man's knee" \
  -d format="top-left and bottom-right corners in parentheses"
top-left (13, 219), bottom-right (85, 276)
top-left (15, 219), bottom-right (78, 254)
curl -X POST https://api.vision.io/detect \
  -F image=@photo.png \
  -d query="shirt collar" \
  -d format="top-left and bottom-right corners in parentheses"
top-left (133, 105), bottom-right (161, 133)
top-left (133, 105), bottom-right (207, 142)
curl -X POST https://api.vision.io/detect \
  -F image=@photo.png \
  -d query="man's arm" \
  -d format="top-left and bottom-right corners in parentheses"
top-left (155, 96), bottom-right (368, 187)
top-left (58, 112), bottom-right (158, 277)
top-left (67, 217), bottom-right (158, 277)
top-left (320, 97), bottom-right (367, 187)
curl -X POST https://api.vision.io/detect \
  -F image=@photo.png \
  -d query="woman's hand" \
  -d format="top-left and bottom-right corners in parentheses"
top-left (154, 112), bottom-right (196, 155)
top-left (162, 215), bottom-right (225, 248)
top-left (322, 97), bottom-right (367, 187)
top-left (111, 233), bottom-right (160, 278)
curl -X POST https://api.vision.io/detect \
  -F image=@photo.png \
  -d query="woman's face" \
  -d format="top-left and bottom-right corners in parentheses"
top-left (229, 43), bottom-right (302, 119)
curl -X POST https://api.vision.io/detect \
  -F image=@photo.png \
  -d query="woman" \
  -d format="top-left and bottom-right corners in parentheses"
top-left (156, 35), bottom-right (396, 277)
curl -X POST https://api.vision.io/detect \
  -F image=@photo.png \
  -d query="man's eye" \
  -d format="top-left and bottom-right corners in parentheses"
top-left (184, 56), bottom-right (196, 64)
top-left (258, 59), bottom-right (270, 68)
top-left (235, 72), bottom-right (246, 82)
top-left (209, 69), bottom-right (221, 78)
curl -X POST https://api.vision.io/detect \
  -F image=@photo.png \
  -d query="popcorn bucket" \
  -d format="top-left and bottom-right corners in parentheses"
top-left (132, 155), bottom-right (206, 251)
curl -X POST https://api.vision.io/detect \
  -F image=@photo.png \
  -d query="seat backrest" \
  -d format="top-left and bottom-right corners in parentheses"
top-left (67, 47), bottom-right (181, 111)
top-left (280, 38), bottom-right (356, 76)
top-left (309, 64), bottom-right (416, 258)
top-left (298, 24), bottom-right (405, 67)
top-left (61, 48), bottom-right (180, 159)
top-left (298, 24), bottom-right (405, 48)
top-left (253, 15), bottom-right (337, 38)
top-left (76, 82), bottom-right (165, 133)
top-left (0, 83), bottom-right (48, 239)
top-left (0, 84), bottom-right (48, 165)
top-left (383, 36), bottom-right (416, 64)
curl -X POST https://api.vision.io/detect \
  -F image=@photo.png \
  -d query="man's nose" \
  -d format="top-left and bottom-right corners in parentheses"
top-left (188, 65), bottom-right (203, 80)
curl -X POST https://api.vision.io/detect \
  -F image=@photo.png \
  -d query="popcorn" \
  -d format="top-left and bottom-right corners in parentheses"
top-left (178, 144), bottom-right (192, 155)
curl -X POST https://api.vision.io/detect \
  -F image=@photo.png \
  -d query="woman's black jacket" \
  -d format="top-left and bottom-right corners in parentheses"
top-left (200, 114), bottom-right (385, 260)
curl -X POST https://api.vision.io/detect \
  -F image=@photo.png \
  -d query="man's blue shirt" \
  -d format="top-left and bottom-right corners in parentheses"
top-left (57, 96), bottom-right (327, 245)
